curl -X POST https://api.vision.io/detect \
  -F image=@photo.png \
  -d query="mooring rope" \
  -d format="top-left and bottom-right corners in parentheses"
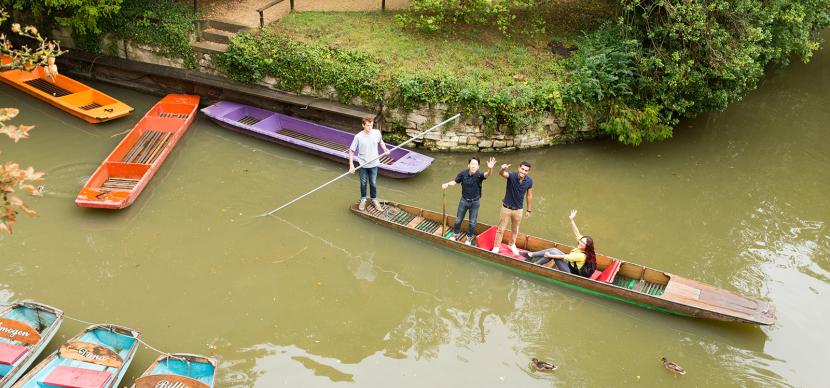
top-left (60, 313), bottom-right (184, 360)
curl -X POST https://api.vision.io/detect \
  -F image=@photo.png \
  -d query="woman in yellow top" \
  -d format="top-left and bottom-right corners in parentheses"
top-left (521, 210), bottom-right (597, 277)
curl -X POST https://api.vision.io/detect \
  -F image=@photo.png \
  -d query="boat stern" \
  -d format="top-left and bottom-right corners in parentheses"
top-left (381, 149), bottom-right (434, 178)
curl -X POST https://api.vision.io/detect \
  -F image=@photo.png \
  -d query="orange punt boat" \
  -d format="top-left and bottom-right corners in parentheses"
top-left (0, 55), bottom-right (133, 123)
top-left (75, 94), bottom-right (200, 209)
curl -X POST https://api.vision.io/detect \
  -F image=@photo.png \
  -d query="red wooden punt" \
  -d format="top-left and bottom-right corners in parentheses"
top-left (352, 201), bottom-right (777, 325)
top-left (75, 94), bottom-right (199, 209)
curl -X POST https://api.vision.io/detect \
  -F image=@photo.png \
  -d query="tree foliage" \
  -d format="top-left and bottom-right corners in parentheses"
top-left (0, 8), bottom-right (55, 233)
top-left (75, 0), bottom-right (197, 68)
top-left (0, 0), bottom-right (122, 34)
top-left (566, 0), bottom-right (830, 145)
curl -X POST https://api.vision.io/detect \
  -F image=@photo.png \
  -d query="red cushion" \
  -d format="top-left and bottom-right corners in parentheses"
top-left (475, 226), bottom-right (529, 258)
top-left (43, 365), bottom-right (112, 388)
top-left (589, 270), bottom-right (602, 280)
top-left (475, 226), bottom-right (498, 251)
top-left (0, 342), bottom-right (28, 365)
top-left (597, 260), bottom-right (621, 283)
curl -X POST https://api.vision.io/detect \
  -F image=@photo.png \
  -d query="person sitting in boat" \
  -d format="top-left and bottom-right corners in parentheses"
top-left (42, 54), bottom-right (59, 82)
top-left (521, 210), bottom-right (597, 277)
top-left (441, 156), bottom-right (496, 245)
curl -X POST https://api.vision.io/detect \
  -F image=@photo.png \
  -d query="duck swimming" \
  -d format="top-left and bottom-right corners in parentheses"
top-left (530, 358), bottom-right (558, 372)
top-left (661, 357), bottom-right (686, 376)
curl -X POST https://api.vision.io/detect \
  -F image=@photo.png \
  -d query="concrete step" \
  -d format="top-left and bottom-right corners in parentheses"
top-left (191, 40), bottom-right (228, 55)
top-left (202, 28), bottom-right (237, 45)
top-left (206, 18), bottom-right (252, 34)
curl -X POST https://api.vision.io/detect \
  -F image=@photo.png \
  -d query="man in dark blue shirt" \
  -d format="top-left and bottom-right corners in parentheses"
top-left (492, 161), bottom-right (533, 255)
top-left (441, 156), bottom-right (496, 244)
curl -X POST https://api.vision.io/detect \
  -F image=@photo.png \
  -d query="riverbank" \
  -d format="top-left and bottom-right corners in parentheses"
top-left (12, 0), bottom-right (830, 151)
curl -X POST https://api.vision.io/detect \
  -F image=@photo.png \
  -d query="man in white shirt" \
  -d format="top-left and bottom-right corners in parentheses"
top-left (348, 115), bottom-right (390, 211)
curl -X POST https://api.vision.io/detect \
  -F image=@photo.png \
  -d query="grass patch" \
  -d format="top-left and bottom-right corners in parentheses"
top-left (265, 4), bottom-right (614, 87)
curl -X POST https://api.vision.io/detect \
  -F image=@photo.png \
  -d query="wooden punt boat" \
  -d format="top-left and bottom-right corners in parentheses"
top-left (201, 101), bottom-right (434, 178)
top-left (352, 201), bottom-right (777, 325)
top-left (0, 55), bottom-right (132, 123)
top-left (13, 323), bottom-right (140, 388)
top-left (131, 353), bottom-right (217, 388)
top-left (0, 302), bottom-right (63, 388)
top-left (75, 94), bottom-right (200, 209)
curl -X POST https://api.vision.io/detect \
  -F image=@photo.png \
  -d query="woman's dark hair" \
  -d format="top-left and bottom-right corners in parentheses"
top-left (581, 236), bottom-right (597, 276)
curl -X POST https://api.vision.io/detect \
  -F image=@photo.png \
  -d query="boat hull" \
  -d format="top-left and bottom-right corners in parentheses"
top-left (201, 101), bottom-right (433, 178)
top-left (351, 201), bottom-right (776, 325)
top-left (12, 324), bottom-right (140, 388)
top-left (131, 353), bottom-right (217, 388)
top-left (75, 94), bottom-right (200, 209)
top-left (0, 55), bottom-right (132, 123)
top-left (0, 302), bottom-right (63, 388)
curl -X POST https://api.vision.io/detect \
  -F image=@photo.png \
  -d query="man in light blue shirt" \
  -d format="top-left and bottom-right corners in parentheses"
top-left (349, 115), bottom-right (390, 211)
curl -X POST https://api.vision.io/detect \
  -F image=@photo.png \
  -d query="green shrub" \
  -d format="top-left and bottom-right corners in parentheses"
top-left (217, 32), bottom-right (384, 103)
top-left (395, 0), bottom-right (545, 36)
top-left (216, 31), bottom-right (568, 135)
top-left (0, 0), bottom-right (122, 34)
top-left (73, 0), bottom-right (197, 68)
top-left (565, 0), bottom-right (830, 145)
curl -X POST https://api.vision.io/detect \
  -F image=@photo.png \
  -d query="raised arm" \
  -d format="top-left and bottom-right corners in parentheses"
top-left (568, 209), bottom-right (582, 238)
top-left (483, 157), bottom-right (496, 178)
top-left (499, 163), bottom-right (511, 179)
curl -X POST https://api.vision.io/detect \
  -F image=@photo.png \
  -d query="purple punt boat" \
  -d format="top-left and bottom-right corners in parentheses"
top-left (201, 101), bottom-right (434, 178)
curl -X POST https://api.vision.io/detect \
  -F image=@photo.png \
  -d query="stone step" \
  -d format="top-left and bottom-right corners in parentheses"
top-left (191, 40), bottom-right (228, 55)
top-left (202, 28), bottom-right (236, 45)
top-left (205, 18), bottom-right (252, 34)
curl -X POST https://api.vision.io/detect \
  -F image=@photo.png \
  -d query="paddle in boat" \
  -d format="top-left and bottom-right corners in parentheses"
top-left (0, 302), bottom-right (63, 388)
top-left (0, 55), bottom-right (133, 123)
top-left (132, 353), bottom-right (217, 388)
top-left (13, 323), bottom-right (140, 388)
top-left (76, 94), bottom-right (200, 209)
top-left (351, 201), bottom-right (777, 325)
top-left (201, 101), bottom-right (434, 178)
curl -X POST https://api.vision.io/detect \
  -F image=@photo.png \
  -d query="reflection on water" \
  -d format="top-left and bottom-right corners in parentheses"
top-left (1, 31), bottom-right (829, 387)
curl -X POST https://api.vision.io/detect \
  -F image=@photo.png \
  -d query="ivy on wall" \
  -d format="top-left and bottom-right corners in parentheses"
top-left (73, 0), bottom-right (197, 68)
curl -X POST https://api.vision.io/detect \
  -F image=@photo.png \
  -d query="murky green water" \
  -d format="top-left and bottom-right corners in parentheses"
top-left (2, 34), bottom-right (828, 387)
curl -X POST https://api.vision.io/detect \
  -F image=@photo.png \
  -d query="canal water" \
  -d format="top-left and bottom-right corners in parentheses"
top-left (2, 37), bottom-right (828, 387)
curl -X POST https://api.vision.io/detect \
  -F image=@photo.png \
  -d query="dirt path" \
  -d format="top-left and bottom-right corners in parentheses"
top-left (199, 0), bottom-right (409, 27)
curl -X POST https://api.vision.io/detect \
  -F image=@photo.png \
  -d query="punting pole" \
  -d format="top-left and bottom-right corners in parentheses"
top-left (259, 113), bottom-right (461, 217)
top-left (441, 188), bottom-right (446, 237)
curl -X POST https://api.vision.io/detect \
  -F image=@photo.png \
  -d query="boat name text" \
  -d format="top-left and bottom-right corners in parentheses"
top-left (0, 322), bottom-right (30, 338)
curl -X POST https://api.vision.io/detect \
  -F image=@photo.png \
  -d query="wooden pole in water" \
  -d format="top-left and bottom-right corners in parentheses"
top-left (259, 113), bottom-right (461, 217)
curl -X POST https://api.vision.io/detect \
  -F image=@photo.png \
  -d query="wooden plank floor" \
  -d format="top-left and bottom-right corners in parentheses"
top-left (24, 79), bottom-right (71, 97)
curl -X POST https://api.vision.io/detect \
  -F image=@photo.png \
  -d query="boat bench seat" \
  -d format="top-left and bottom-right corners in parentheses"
top-left (43, 365), bottom-right (112, 388)
top-left (0, 342), bottom-right (28, 365)
top-left (596, 260), bottom-right (621, 283)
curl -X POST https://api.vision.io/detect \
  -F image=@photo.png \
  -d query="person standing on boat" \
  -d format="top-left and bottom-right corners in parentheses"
top-left (521, 210), bottom-right (597, 277)
top-left (349, 115), bottom-right (391, 211)
top-left (441, 156), bottom-right (497, 245)
top-left (492, 161), bottom-right (533, 255)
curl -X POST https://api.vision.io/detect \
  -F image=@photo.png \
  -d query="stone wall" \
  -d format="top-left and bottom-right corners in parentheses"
top-left (252, 75), bottom-right (590, 151)
top-left (52, 27), bottom-right (594, 151)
